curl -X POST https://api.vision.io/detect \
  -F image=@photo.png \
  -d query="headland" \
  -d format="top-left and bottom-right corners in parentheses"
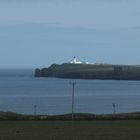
top-left (35, 57), bottom-right (140, 80)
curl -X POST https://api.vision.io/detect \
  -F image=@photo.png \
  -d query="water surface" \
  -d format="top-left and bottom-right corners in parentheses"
top-left (0, 69), bottom-right (140, 115)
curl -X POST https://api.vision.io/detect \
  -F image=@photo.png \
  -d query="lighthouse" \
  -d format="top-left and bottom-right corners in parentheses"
top-left (70, 56), bottom-right (82, 64)
top-left (73, 56), bottom-right (77, 63)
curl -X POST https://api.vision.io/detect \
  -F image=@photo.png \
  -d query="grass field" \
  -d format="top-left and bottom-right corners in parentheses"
top-left (0, 120), bottom-right (140, 140)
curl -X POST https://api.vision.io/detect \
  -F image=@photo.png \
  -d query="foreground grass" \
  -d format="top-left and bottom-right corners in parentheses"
top-left (0, 120), bottom-right (140, 140)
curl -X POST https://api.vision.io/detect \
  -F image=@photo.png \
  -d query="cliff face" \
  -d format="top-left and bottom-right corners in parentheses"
top-left (35, 63), bottom-right (140, 80)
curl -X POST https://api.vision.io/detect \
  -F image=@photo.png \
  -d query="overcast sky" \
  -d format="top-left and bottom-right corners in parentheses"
top-left (0, 0), bottom-right (140, 68)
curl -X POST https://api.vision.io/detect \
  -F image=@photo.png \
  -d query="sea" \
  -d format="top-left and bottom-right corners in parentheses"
top-left (0, 69), bottom-right (140, 115)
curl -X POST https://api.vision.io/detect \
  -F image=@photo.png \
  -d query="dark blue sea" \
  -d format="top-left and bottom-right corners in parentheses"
top-left (0, 69), bottom-right (140, 115)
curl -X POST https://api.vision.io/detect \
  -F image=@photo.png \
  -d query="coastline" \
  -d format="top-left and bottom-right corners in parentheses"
top-left (35, 63), bottom-right (140, 80)
top-left (1, 111), bottom-right (140, 120)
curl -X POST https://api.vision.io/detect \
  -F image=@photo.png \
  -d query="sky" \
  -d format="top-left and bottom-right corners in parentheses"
top-left (0, 0), bottom-right (140, 68)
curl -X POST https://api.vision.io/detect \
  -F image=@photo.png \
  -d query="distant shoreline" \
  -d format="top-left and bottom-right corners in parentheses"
top-left (35, 63), bottom-right (140, 80)
top-left (1, 111), bottom-right (140, 120)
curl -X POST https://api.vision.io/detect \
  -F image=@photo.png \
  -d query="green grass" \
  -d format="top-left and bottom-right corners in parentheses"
top-left (0, 120), bottom-right (140, 140)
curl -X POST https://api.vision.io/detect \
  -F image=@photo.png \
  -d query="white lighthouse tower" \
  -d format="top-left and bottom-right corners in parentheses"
top-left (73, 56), bottom-right (77, 63)
top-left (70, 56), bottom-right (82, 64)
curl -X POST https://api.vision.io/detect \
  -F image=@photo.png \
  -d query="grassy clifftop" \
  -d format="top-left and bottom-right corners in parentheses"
top-left (35, 63), bottom-right (140, 80)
